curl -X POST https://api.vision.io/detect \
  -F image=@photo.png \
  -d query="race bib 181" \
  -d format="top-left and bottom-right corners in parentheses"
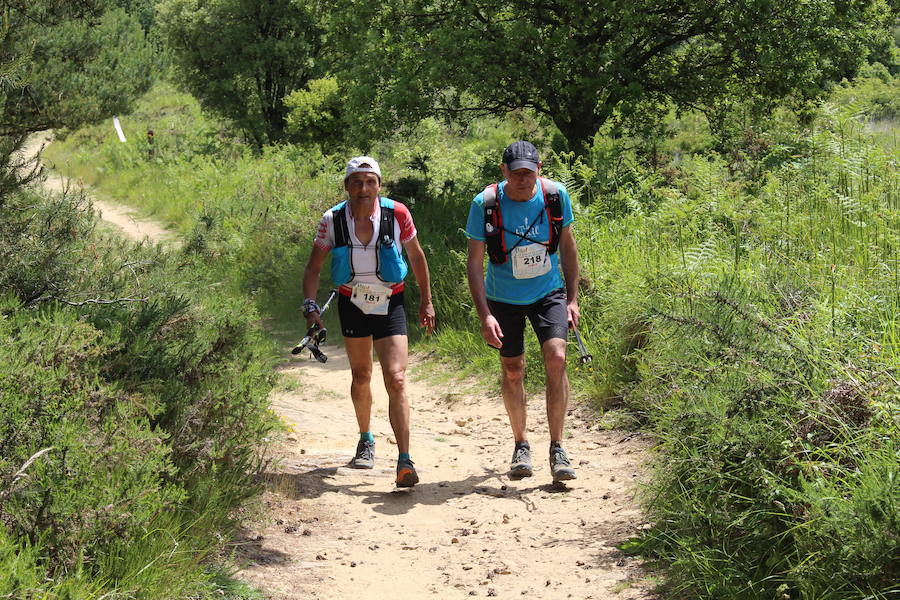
top-left (350, 282), bottom-right (392, 315)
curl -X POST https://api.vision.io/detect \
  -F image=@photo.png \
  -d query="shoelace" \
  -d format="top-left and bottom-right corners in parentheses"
top-left (551, 447), bottom-right (570, 466)
top-left (513, 446), bottom-right (530, 464)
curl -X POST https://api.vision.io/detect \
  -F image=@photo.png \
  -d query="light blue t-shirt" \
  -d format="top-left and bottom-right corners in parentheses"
top-left (465, 179), bottom-right (574, 305)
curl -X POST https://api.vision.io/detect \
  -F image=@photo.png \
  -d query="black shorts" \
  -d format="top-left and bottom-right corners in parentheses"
top-left (487, 288), bottom-right (569, 357)
top-left (338, 291), bottom-right (408, 340)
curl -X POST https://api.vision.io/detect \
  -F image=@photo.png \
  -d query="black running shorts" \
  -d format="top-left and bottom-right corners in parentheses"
top-left (338, 291), bottom-right (408, 340)
top-left (487, 288), bottom-right (569, 357)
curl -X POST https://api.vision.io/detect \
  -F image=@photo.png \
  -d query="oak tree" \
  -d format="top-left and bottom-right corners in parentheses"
top-left (335, 0), bottom-right (895, 154)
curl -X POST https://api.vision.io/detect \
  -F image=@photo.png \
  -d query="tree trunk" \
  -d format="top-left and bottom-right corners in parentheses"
top-left (554, 115), bottom-right (601, 158)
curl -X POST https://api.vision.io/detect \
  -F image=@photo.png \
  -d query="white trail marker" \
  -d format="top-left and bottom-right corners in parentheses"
top-left (113, 116), bottom-right (127, 142)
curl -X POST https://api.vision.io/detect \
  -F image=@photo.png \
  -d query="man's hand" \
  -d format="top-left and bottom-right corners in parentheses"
top-left (305, 310), bottom-right (324, 331)
top-left (481, 314), bottom-right (504, 349)
top-left (567, 300), bottom-right (580, 329)
top-left (419, 300), bottom-right (436, 334)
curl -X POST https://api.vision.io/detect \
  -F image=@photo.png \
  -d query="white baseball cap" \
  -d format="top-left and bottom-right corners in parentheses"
top-left (344, 156), bottom-right (381, 181)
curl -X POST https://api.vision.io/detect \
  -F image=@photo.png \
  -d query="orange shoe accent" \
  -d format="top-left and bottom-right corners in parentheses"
top-left (396, 468), bottom-right (418, 487)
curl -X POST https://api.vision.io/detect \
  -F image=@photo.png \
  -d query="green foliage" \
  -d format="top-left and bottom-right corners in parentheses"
top-left (586, 101), bottom-right (900, 598)
top-left (635, 282), bottom-right (899, 599)
top-left (156, 0), bottom-right (330, 147)
top-left (0, 1), bottom-right (157, 221)
top-left (1, 5), bottom-right (155, 135)
top-left (0, 302), bottom-right (183, 564)
top-left (115, 0), bottom-right (158, 30)
top-left (284, 76), bottom-right (347, 149)
top-left (832, 68), bottom-right (900, 121)
top-left (333, 0), bottom-right (894, 154)
top-left (0, 186), bottom-right (98, 305)
top-left (0, 526), bottom-right (105, 599)
top-left (0, 185), bottom-right (277, 596)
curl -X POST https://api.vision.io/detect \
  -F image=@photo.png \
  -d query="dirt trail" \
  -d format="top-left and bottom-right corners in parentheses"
top-left (20, 133), bottom-right (176, 244)
top-left (24, 134), bottom-right (657, 600)
top-left (244, 353), bottom-right (656, 600)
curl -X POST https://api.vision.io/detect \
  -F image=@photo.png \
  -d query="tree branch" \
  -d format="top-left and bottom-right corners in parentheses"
top-left (0, 447), bottom-right (54, 501)
top-left (24, 296), bottom-right (148, 308)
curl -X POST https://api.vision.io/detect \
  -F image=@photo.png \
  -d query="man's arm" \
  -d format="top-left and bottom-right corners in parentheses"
top-left (558, 225), bottom-right (580, 328)
top-left (466, 239), bottom-right (503, 348)
top-left (302, 244), bottom-right (330, 329)
top-left (403, 236), bottom-right (435, 334)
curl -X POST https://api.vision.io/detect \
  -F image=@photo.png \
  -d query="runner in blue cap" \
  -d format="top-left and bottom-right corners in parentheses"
top-left (465, 141), bottom-right (581, 483)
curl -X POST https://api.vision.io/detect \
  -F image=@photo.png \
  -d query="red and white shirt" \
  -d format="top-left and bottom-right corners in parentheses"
top-left (314, 199), bottom-right (417, 287)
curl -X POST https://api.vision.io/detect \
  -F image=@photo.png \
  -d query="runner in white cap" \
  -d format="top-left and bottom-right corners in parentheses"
top-left (302, 156), bottom-right (435, 487)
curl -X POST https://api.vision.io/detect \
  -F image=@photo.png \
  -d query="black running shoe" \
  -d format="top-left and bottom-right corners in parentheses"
top-left (509, 442), bottom-right (533, 479)
top-left (549, 445), bottom-right (576, 482)
top-left (350, 439), bottom-right (375, 469)
top-left (396, 457), bottom-right (419, 487)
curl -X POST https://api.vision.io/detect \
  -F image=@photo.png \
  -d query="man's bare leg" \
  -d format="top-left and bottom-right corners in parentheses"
top-left (344, 336), bottom-right (376, 468)
top-left (373, 334), bottom-right (410, 454)
top-left (500, 354), bottom-right (528, 442)
top-left (345, 336), bottom-right (375, 432)
top-left (542, 337), bottom-right (569, 441)
top-left (501, 354), bottom-right (533, 479)
top-left (374, 334), bottom-right (418, 486)
top-left (542, 337), bottom-right (576, 481)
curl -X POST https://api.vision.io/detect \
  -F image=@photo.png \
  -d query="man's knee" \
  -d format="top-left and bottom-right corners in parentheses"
top-left (542, 342), bottom-right (567, 376)
top-left (501, 357), bottom-right (526, 384)
top-left (383, 367), bottom-right (407, 395)
top-left (350, 365), bottom-right (373, 385)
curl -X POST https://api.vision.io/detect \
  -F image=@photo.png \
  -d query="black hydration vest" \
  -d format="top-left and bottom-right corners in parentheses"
top-left (482, 177), bottom-right (563, 265)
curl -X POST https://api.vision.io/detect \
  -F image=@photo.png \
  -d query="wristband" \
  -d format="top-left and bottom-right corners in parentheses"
top-left (302, 298), bottom-right (320, 316)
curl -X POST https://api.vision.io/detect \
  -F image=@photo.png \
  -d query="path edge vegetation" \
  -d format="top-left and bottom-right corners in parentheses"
top-left (2, 0), bottom-right (898, 597)
top-left (45, 67), bottom-right (900, 600)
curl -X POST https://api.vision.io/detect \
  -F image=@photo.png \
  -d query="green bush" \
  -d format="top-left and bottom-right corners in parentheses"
top-left (0, 300), bottom-right (182, 565)
top-left (605, 104), bottom-right (900, 598)
top-left (0, 186), bottom-right (277, 596)
top-left (636, 283), bottom-right (899, 599)
top-left (0, 526), bottom-right (104, 600)
top-left (832, 70), bottom-right (900, 121)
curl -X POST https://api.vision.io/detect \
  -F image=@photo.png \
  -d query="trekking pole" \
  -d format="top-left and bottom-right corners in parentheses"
top-left (572, 325), bottom-right (593, 365)
top-left (291, 289), bottom-right (338, 362)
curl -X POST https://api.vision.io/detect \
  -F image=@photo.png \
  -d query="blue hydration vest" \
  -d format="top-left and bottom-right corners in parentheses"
top-left (329, 197), bottom-right (409, 285)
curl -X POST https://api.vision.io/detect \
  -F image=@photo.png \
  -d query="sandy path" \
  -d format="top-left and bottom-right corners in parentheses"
top-left (20, 133), bottom-right (176, 244)
top-left (242, 352), bottom-right (656, 600)
top-left (23, 133), bottom-right (658, 600)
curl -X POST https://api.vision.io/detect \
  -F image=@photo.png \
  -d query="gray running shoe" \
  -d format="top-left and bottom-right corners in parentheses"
top-left (549, 445), bottom-right (576, 482)
top-left (350, 439), bottom-right (375, 469)
top-left (396, 457), bottom-right (419, 487)
top-left (509, 443), bottom-right (533, 479)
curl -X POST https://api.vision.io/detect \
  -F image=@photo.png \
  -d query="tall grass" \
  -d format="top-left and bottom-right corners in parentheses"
top-left (46, 78), bottom-right (899, 599)
top-left (579, 104), bottom-right (900, 598)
